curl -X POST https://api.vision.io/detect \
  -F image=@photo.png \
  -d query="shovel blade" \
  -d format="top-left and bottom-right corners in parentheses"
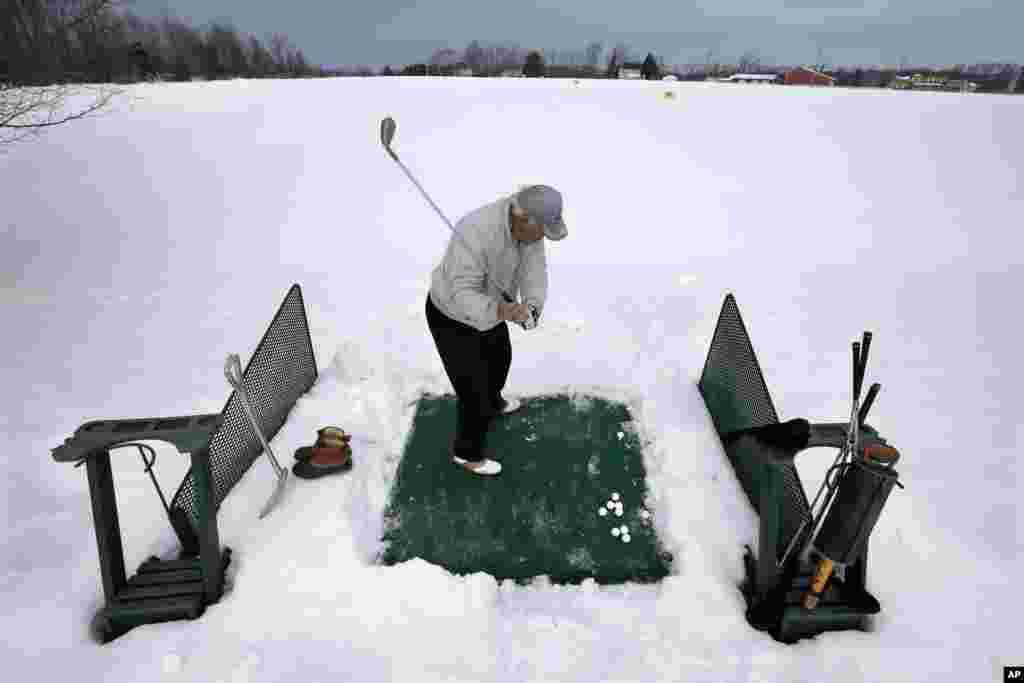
top-left (258, 471), bottom-right (289, 519)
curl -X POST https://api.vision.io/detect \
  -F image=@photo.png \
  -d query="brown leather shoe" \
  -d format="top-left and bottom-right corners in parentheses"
top-left (294, 426), bottom-right (351, 462)
top-left (292, 427), bottom-right (354, 479)
top-left (292, 444), bottom-right (353, 479)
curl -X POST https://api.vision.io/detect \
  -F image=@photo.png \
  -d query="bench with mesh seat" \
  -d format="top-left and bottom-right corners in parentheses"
top-left (51, 284), bottom-right (317, 643)
top-left (698, 293), bottom-right (894, 643)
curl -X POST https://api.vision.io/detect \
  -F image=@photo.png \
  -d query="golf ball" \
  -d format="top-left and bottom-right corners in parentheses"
top-left (640, 510), bottom-right (651, 520)
top-left (612, 528), bottom-right (621, 537)
top-left (617, 431), bottom-right (624, 440)
top-left (614, 508), bottom-right (623, 517)
top-left (611, 493), bottom-right (620, 501)
top-left (606, 501), bottom-right (615, 510)
top-left (622, 534), bottom-right (631, 543)
top-left (598, 508), bottom-right (608, 517)
top-left (620, 525), bottom-right (629, 533)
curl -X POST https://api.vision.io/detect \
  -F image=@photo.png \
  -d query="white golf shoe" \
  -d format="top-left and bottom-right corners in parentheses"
top-left (496, 397), bottom-right (522, 416)
top-left (452, 453), bottom-right (503, 476)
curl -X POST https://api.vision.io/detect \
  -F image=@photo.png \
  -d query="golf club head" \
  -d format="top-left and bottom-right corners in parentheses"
top-left (258, 470), bottom-right (288, 519)
top-left (380, 117), bottom-right (396, 152)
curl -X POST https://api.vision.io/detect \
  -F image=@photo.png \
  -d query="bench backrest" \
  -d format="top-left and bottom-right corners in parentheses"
top-left (169, 284), bottom-right (317, 549)
top-left (698, 294), bottom-right (810, 565)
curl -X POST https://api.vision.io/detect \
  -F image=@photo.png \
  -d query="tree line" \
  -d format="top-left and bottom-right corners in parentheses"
top-left (376, 41), bottom-right (1022, 93)
top-left (384, 42), bottom-right (665, 79)
top-left (1, 0), bottom-right (324, 86)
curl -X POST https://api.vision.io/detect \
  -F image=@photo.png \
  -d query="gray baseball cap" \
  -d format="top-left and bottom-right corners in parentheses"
top-left (513, 185), bottom-right (568, 241)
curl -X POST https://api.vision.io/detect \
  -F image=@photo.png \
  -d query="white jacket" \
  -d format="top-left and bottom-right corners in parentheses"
top-left (429, 194), bottom-right (548, 331)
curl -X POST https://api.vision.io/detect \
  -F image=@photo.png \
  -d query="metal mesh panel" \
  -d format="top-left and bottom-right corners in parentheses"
top-left (698, 294), bottom-right (779, 434)
top-left (777, 463), bottom-right (810, 562)
top-left (698, 293), bottom-right (810, 561)
top-left (169, 284), bottom-right (317, 539)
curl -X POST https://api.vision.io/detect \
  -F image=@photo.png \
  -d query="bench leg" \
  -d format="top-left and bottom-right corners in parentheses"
top-left (756, 469), bottom-right (783, 598)
top-left (189, 449), bottom-right (223, 603)
top-left (85, 450), bottom-right (127, 603)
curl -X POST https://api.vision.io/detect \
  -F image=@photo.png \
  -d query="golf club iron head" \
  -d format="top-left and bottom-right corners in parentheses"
top-left (381, 116), bottom-right (397, 156)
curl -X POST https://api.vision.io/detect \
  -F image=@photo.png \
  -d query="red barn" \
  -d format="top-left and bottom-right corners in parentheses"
top-left (784, 66), bottom-right (835, 86)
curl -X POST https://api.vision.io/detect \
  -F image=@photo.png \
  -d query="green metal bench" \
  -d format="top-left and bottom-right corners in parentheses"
top-left (52, 284), bottom-right (317, 643)
top-left (698, 293), bottom-right (897, 643)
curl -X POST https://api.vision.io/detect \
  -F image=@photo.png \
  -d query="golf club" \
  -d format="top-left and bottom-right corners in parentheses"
top-left (380, 116), bottom-right (517, 306)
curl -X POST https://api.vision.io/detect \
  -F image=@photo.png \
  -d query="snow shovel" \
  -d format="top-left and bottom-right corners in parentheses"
top-left (224, 353), bottom-right (289, 519)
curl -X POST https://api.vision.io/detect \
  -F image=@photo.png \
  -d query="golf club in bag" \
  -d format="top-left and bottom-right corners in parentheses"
top-left (795, 332), bottom-right (902, 609)
top-left (379, 116), bottom-right (537, 330)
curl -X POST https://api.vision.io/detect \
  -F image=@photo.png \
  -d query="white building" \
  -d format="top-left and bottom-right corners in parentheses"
top-left (724, 73), bottom-right (778, 84)
top-left (618, 62), bottom-right (644, 79)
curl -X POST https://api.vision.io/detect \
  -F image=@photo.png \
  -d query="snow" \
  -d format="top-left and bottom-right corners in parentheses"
top-left (2, 76), bottom-right (1022, 681)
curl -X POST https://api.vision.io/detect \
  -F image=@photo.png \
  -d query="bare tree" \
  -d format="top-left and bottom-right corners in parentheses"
top-left (585, 41), bottom-right (603, 73)
top-left (523, 50), bottom-right (545, 77)
top-left (428, 47), bottom-right (460, 74)
top-left (702, 49), bottom-right (717, 77)
top-left (161, 15), bottom-right (204, 80)
top-left (463, 40), bottom-right (484, 72)
top-left (269, 33), bottom-right (291, 73)
top-left (1, 0), bottom-right (122, 146)
top-left (738, 49), bottom-right (761, 73)
top-left (494, 44), bottom-right (523, 70)
top-left (286, 47), bottom-right (308, 76)
top-left (205, 23), bottom-right (248, 78)
top-left (815, 47), bottom-right (830, 73)
top-left (247, 35), bottom-right (273, 77)
top-left (606, 44), bottom-right (627, 78)
top-left (641, 52), bottom-right (661, 80)
top-left (1, 81), bottom-right (117, 145)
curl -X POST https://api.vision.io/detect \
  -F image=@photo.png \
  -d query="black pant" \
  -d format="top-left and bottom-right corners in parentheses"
top-left (425, 294), bottom-right (511, 462)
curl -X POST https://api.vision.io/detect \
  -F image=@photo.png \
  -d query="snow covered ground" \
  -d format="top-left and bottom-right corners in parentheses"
top-left (2, 76), bottom-right (1021, 681)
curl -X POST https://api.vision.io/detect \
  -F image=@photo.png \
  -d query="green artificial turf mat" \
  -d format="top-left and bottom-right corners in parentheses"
top-left (380, 393), bottom-right (673, 584)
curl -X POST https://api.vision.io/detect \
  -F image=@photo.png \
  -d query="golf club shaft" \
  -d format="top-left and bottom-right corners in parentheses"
top-left (780, 451), bottom-right (842, 568)
top-left (858, 382), bottom-right (880, 426)
top-left (389, 150), bottom-right (458, 233)
top-left (799, 337), bottom-right (866, 565)
top-left (381, 117), bottom-right (515, 305)
top-left (393, 153), bottom-right (514, 305)
top-left (796, 445), bottom-right (848, 566)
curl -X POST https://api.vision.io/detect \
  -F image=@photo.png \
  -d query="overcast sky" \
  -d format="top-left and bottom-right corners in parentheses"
top-left (129, 1), bottom-right (1022, 69)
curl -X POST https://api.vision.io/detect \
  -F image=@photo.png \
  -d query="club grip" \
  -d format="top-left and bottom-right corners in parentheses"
top-left (858, 382), bottom-right (880, 425)
top-left (852, 342), bottom-right (862, 401)
top-left (857, 331), bottom-right (873, 388)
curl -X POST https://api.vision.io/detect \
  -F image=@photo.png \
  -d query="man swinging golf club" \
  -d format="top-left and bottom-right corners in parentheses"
top-left (379, 117), bottom-right (567, 476)
top-left (426, 185), bottom-right (568, 476)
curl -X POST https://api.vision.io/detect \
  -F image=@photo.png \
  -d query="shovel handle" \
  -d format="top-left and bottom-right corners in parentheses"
top-left (224, 354), bottom-right (284, 477)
